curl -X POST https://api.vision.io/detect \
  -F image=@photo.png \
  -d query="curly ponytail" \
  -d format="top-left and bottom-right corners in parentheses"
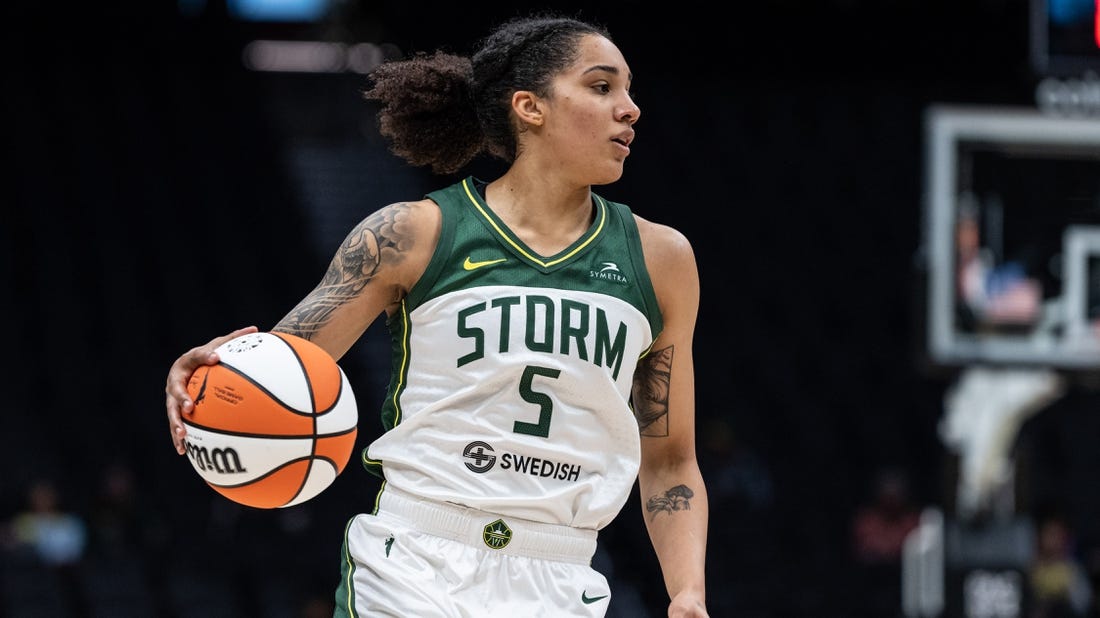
top-left (364, 13), bottom-right (609, 175)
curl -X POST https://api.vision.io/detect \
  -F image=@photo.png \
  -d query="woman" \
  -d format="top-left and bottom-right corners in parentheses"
top-left (165, 13), bottom-right (709, 617)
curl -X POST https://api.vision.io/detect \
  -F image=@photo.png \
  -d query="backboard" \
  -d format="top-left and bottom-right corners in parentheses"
top-left (923, 105), bottom-right (1100, 368)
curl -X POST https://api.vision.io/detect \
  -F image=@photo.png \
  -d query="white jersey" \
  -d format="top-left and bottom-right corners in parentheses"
top-left (362, 177), bottom-right (663, 530)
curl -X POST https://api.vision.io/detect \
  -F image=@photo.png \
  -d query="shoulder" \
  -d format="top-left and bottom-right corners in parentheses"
top-left (356, 198), bottom-right (442, 248)
top-left (343, 197), bottom-right (442, 299)
top-left (633, 214), bottom-right (697, 274)
top-left (633, 214), bottom-right (700, 321)
top-left (342, 198), bottom-right (442, 261)
top-left (389, 196), bottom-right (442, 262)
top-left (373, 197), bottom-right (441, 227)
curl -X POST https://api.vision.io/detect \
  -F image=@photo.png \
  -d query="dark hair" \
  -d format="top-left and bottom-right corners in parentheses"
top-left (364, 14), bottom-right (611, 175)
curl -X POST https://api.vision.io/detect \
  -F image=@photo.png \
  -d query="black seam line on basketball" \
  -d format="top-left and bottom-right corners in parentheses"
top-left (270, 332), bottom-right (321, 429)
top-left (207, 456), bottom-right (339, 489)
top-left (180, 423), bottom-right (357, 439)
top-left (271, 334), bottom-right (321, 503)
top-left (216, 360), bottom-right (335, 418)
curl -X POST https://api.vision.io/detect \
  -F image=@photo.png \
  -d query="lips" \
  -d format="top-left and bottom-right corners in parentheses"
top-left (612, 130), bottom-right (634, 147)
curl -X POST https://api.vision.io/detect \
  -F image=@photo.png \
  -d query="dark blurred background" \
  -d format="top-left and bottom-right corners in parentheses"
top-left (3, 0), bottom-right (1100, 616)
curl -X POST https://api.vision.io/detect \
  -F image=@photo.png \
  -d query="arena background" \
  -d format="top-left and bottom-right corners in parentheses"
top-left (4, 1), bottom-right (1100, 616)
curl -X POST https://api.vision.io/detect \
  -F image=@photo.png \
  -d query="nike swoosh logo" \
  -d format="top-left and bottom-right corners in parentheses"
top-left (581, 591), bottom-right (608, 604)
top-left (463, 256), bottom-right (507, 271)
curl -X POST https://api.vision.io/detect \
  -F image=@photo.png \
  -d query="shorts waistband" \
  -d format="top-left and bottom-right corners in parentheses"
top-left (376, 485), bottom-right (597, 565)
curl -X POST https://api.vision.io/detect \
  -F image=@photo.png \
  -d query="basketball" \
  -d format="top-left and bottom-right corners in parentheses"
top-left (182, 331), bottom-right (358, 509)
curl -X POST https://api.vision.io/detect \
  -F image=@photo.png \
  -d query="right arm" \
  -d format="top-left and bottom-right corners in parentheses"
top-left (164, 199), bottom-right (441, 455)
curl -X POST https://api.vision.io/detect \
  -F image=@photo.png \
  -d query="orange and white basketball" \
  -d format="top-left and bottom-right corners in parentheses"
top-left (182, 331), bottom-right (358, 509)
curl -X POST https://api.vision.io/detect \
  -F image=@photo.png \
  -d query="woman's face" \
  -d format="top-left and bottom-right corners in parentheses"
top-left (534, 34), bottom-right (641, 186)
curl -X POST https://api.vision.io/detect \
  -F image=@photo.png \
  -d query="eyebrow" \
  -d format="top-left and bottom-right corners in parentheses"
top-left (582, 64), bottom-right (634, 82)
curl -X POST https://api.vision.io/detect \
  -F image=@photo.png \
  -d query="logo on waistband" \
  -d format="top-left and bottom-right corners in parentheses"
top-left (482, 519), bottom-right (513, 550)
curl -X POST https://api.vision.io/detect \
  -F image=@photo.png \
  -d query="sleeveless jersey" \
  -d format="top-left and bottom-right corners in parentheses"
top-left (362, 177), bottom-right (663, 530)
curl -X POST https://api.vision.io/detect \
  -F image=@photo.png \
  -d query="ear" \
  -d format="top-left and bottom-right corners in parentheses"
top-left (511, 90), bottom-right (544, 127)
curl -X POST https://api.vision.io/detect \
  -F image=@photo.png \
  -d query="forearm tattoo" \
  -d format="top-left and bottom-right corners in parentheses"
top-left (276, 203), bottom-right (412, 340)
top-left (646, 484), bottom-right (695, 518)
top-left (632, 345), bottom-right (672, 436)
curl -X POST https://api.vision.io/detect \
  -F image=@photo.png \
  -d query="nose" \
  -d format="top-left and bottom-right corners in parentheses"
top-left (618, 95), bottom-right (640, 125)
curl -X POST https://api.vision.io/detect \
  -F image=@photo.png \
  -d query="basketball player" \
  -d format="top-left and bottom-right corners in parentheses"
top-left (164, 13), bottom-right (709, 617)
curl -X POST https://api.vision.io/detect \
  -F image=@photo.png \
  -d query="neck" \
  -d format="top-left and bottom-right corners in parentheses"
top-left (485, 171), bottom-right (595, 256)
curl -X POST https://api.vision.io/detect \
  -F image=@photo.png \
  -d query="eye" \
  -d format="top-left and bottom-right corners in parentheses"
top-left (593, 82), bottom-right (612, 94)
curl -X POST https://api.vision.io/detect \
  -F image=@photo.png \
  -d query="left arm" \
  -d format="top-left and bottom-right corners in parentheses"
top-left (633, 217), bottom-right (709, 618)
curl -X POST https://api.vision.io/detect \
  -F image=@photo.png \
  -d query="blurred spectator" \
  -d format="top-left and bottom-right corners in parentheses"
top-left (86, 460), bottom-right (170, 561)
top-left (1029, 513), bottom-right (1092, 618)
top-left (698, 417), bottom-right (775, 615)
top-left (9, 478), bottom-right (87, 568)
top-left (955, 195), bottom-right (1042, 330)
top-left (300, 594), bottom-right (336, 617)
top-left (3, 477), bottom-right (88, 616)
top-left (851, 468), bottom-right (922, 616)
top-left (852, 468), bottom-right (922, 565)
top-left (700, 418), bottom-right (774, 511)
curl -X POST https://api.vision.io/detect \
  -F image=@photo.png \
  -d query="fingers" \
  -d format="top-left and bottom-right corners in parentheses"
top-left (166, 326), bottom-right (259, 455)
top-left (213, 325), bottom-right (260, 348)
top-left (166, 390), bottom-right (188, 456)
top-left (165, 346), bottom-right (212, 456)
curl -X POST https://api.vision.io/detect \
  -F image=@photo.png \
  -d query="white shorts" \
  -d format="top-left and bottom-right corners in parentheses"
top-left (334, 485), bottom-right (611, 617)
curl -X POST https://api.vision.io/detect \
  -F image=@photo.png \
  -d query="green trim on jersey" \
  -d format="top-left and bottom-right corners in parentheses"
top-left (334, 516), bottom-right (359, 618)
top-left (458, 177), bottom-right (609, 271)
top-left (361, 302), bottom-right (413, 478)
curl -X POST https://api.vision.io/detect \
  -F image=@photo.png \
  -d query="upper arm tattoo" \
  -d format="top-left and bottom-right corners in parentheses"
top-left (276, 203), bottom-right (413, 340)
top-left (632, 344), bottom-right (672, 436)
